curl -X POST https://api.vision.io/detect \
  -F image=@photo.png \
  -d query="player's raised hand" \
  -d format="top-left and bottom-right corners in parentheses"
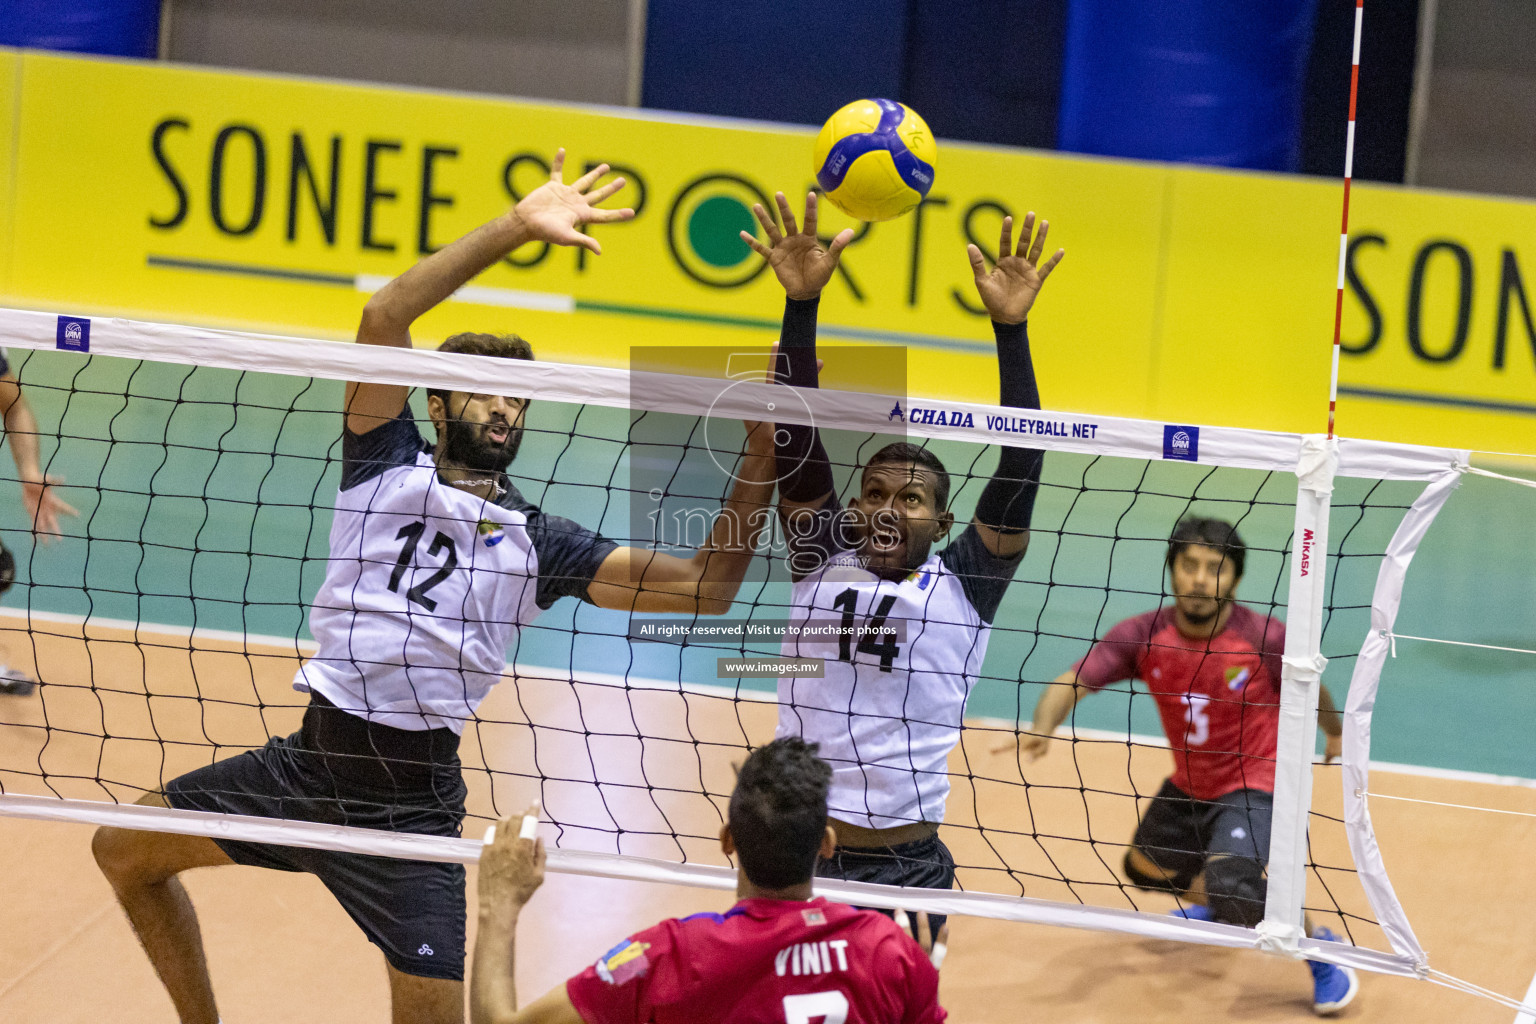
top-left (1323, 732), bottom-right (1342, 765)
top-left (510, 149), bottom-right (635, 255)
top-left (478, 802), bottom-right (547, 911)
top-left (742, 192), bottom-right (854, 301)
top-left (968, 212), bottom-right (1065, 325)
top-left (23, 476), bottom-right (78, 543)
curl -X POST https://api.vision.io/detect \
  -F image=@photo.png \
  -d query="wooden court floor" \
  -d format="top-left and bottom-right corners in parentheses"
top-left (1, 619), bottom-right (1533, 1022)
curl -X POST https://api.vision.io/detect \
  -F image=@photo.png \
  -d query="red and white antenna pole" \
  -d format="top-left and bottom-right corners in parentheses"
top-left (1328, 0), bottom-right (1365, 439)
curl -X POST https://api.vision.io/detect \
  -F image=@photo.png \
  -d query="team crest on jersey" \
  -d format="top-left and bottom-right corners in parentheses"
top-left (595, 939), bottom-right (651, 985)
top-left (1225, 666), bottom-right (1252, 691)
top-left (904, 568), bottom-right (932, 591)
top-left (477, 519), bottom-right (505, 547)
top-left (801, 908), bottom-right (826, 926)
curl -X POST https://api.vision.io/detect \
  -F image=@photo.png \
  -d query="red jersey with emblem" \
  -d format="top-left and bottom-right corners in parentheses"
top-left (565, 897), bottom-right (945, 1024)
top-left (1073, 604), bottom-right (1285, 800)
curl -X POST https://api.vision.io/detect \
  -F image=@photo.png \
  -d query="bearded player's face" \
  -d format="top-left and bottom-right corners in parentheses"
top-left (439, 391), bottom-right (527, 472)
top-left (1169, 543), bottom-right (1241, 625)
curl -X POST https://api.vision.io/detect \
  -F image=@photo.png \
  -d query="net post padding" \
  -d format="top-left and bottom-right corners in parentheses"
top-left (0, 792), bottom-right (1422, 977)
top-left (1341, 466), bottom-right (1464, 973)
top-left (1260, 434), bottom-right (1337, 958)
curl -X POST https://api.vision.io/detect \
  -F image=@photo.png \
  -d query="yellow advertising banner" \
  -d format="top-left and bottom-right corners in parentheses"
top-left (1, 50), bottom-right (1533, 453)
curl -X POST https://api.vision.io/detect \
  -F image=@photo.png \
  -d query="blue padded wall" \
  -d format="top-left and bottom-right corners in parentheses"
top-left (1058, 0), bottom-right (1319, 171)
top-left (0, 0), bottom-right (161, 58)
top-left (642, 0), bottom-right (906, 125)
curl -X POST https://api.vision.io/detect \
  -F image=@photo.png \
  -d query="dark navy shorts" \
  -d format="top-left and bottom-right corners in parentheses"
top-left (1133, 778), bottom-right (1274, 892)
top-left (816, 832), bottom-right (955, 945)
top-left (164, 693), bottom-right (468, 981)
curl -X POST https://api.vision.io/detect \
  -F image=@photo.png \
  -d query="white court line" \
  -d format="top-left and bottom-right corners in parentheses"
top-left (1513, 966), bottom-right (1536, 1024)
top-left (1, 607), bottom-right (1531, 790)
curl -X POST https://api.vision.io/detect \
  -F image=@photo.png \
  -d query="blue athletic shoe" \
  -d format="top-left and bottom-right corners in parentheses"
top-left (1308, 928), bottom-right (1360, 1016)
top-left (1168, 903), bottom-right (1214, 921)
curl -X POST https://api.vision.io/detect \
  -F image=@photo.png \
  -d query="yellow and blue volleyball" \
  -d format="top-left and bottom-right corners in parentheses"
top-left (813, 99), bottom-right (937, 223)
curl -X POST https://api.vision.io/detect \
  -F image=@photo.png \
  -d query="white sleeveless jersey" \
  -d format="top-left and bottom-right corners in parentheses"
top-left (776, 523), bottom-right (1018, 829)
top-left (296, 410), bottom-right (616, 733)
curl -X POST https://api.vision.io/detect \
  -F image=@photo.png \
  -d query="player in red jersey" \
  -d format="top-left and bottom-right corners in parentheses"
top-left (1004, 516), bottom-right (1358, 1016)
top-left (472, 737), bottom-right (945, 1024)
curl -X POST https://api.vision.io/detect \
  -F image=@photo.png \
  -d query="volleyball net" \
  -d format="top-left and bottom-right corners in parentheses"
top-left (0, 305), bottom-right (1518, 992)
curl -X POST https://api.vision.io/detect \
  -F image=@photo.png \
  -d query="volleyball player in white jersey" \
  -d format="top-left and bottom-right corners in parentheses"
top-left (93, 151), bottom-right (777, 1024)
top-left (742, 192), bottom-right (1062, 953)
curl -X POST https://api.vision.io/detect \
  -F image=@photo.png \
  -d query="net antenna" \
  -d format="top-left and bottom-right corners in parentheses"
top-left (1327, 0), bottom-right (1365, 440)
top-left (1264, 0), bottom-right (1368, 962)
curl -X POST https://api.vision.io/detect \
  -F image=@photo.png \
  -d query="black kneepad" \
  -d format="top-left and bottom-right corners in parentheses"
top-left (0, 538), bottom-right (14, 597)
top-left (1123, 851), bottom-right (1181, 894)
top-left (1203, 856), bottom-right (1266, 927)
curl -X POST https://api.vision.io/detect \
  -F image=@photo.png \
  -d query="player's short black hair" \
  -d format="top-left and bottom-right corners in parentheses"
top-left (426, 332), bottom-right (534, 408)
top-left (1166, 516), bottom-right (1246, 579)
top-left (728, 737), bottom-right (832, 890)
top-left (863, 442), bottom-right (951, 511)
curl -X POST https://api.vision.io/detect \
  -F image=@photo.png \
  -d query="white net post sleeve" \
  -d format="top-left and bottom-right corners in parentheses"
top-left (1341, 465), bottom-right (1464, 972)
top-left (1259, 434), bottom-right (1337, 957)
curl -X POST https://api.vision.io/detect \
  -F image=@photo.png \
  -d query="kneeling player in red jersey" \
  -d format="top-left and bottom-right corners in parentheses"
top-left (473, 737), bottom-right (945, 1024)
top-left (1005, 516), bottom-right (1358, 1016)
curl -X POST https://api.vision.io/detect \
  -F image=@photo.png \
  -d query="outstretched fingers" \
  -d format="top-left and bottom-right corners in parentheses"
top-left (572, 161), bottom-right (611, 194)
top-left (587, 205), bottom-right (636, 225)
top-left (740, 229), bottom-right (773, 259)
top-left (751, 202), bottom-right (783, 246)
top-left (774, 191), bottom-right (799, 237)
top-left (1037, 247), bottom-right (1066, 281)
top-left (825, 226), bottom-right (855, 261)
top-left (997, 216), bottom-right (1014, 262)
top-left (802, 192), bottom-right (819, 240)
top-left (584, 176), bottom-right (627, 206)
top-left (1025, 214), bottom-right (1047, 263)
top-left (966, 242), bottom-right (988, 282)
top-left (549, 147), bottom-right (567, 182)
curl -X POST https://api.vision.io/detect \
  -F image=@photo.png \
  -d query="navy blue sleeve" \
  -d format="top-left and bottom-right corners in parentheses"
top-left (783, 493), bottom-right (855, 582)
top-left (341, 405), bottom-right (427, 491)
top-left (527, 511), bottom-right (620, 609)
top-left (0, 349), bottom-right (10, 378)
top-left (939, 524), bottom-right (1024, 625)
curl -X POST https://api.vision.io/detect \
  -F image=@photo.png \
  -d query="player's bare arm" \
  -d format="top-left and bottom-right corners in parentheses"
top-left (995, 667), bottom-right (1088, 759)
top-left (967, 212), bottom-right (1064, 559)
top-left (472, 805), bottom-right (586, 1024)
top-left (346, 149), bottom-right (635, 434)
top-left (586, 420), bottom-right (776, 614)
top-left (0, 373), bottom-right (78, 542)
top-left (1318, 683), bottom-right (1343, 764)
